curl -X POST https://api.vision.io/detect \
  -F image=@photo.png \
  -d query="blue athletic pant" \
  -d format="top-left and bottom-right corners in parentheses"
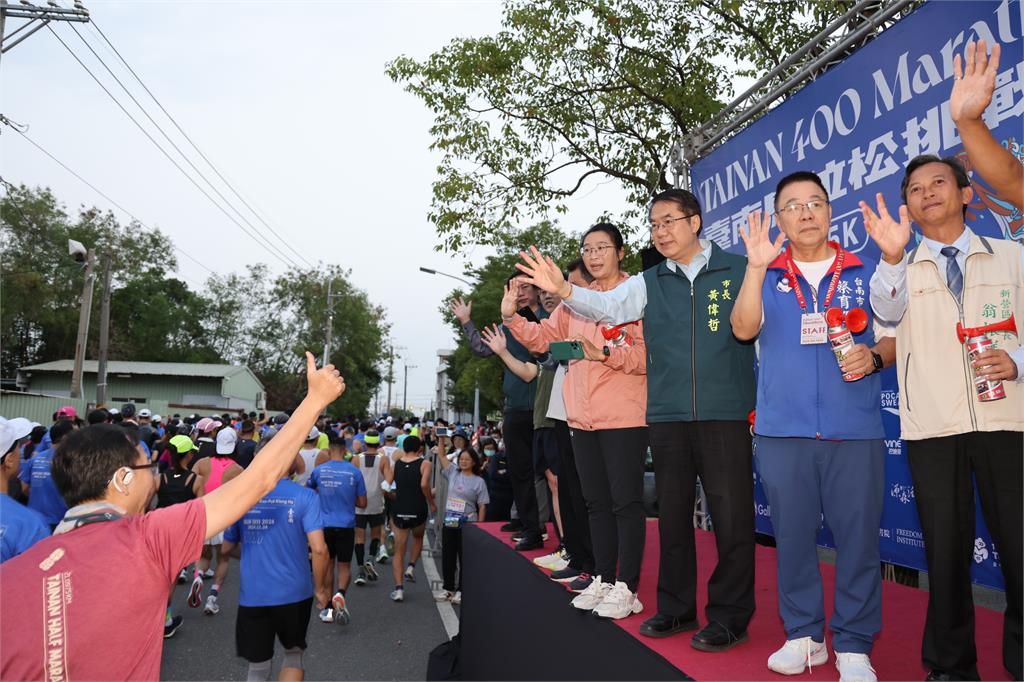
top-left (754, 436), bottom-right (884, 654)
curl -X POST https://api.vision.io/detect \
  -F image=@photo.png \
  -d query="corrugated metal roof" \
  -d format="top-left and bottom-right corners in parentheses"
top-left (18, 360), bottom-right (249, 379)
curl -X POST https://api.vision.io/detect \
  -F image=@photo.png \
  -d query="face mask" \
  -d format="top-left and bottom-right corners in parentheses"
top-left (484, 449), bottom-right (496, 457)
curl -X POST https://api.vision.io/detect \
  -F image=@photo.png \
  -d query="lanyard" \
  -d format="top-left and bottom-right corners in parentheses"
top-left (784, 243), bottom-right (845, 311)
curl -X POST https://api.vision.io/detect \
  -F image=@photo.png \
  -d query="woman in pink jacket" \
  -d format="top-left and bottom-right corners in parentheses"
top-left (503, 223), bottom-right (648, 620)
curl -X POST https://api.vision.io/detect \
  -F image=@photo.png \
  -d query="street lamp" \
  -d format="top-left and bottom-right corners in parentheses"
top-left (419, 266), bottom-right (474, 287)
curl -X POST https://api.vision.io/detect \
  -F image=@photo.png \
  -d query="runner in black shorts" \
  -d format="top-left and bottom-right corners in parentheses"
top-left (236, 597), bottom-right (313, 668)
top-left (384, 436), bottom-right (435, 602)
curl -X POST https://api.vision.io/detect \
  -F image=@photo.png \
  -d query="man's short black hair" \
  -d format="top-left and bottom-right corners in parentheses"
top-left (87, 408), bottom-right (110, 425)
top-left (774, 171), bottom-right (830, 209)
top-left (900, 154), bottom-right (971, 217)
top-left (240, 419), bottom-right (255, 433)
top-left (50, 419), bottom-right (76, 445)
top-left (402, 435), bottom-right (422, 454)
top-left (52, 424), bottom-right (139, 507)
top-left (650, 188), bottom-right (703, 234)
top-left (566, 258), bottom-right (595, 283)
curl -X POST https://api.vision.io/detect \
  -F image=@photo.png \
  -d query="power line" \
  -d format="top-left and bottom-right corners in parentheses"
top-left (3, 125), bottom-right (216, 283)
top-left (88, 18), bottom-right (315, 269)
top-left (44, 23), bottom-right (300, 270)
top-left (67, 21), bottom-right (313, 270)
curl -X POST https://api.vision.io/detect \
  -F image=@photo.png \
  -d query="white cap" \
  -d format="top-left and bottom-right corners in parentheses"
top-left (308, 426), bottom-right (320, 441)
top-left (403, 423), bottom-right (412, 431)
top-left (0, 417), bottom-right (34, 458)
top-left (138, 408), bottom-right (152, 418)
top-left (384, 426), bottom-right (400, 439)
top-left (215, 428), bottom-right (238, 455)
top-left (108, 408), bottom-right (120, 415)
top-left (151, 414), bottom-right (162, 423)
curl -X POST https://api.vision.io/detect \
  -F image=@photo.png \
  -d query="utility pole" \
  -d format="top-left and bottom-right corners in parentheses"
top-left (95, 253), bottom-right (113, 405)
top-left (69, 249), bottom-right (96, 399)
top-left (386, 342), bottom-right (394, 413)
top-left (1, 1), bottom-right (91, 64)
top-left (403, 362), bottom-right (417, 414)
top-left (473, 378), bottom-right (480, 430)
top-left (322, 278), bottom-right (341, 367)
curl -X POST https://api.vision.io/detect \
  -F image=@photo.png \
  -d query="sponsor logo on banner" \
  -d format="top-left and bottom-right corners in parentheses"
top-left (895, 528), bottom-right (925, 548)
top-left (974, 537), bottom-right (990, 564)
top-left (881, 390), bottom-right (899, 416)
top-left (755, 503), bottom-right (771, 518)
top-left (879, 527), bottom-right (891, 538)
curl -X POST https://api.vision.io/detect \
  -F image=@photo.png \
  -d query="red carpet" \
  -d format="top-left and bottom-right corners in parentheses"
top-left (480, 520), bottom-right (1009, 681)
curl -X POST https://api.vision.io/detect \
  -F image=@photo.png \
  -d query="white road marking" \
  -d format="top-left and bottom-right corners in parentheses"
top-left (423, 524), bottom-right (460, 640)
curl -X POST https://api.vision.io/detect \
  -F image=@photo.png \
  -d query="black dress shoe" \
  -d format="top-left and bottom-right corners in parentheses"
top-left (500, 521), bottom-right (524, 533)
top-left (690, 621), bottom-right (748, 652)
top-left (639, 613), bottom-right (700, 638)
top-left (514, 537), bottom-right (544, 551)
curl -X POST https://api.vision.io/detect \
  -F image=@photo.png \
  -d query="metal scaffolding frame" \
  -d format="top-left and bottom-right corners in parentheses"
top-left (672, 0), bottom-right (920, 189)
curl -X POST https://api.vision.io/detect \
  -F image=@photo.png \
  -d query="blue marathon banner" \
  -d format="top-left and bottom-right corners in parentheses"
top-left (692, 0), bottom-right (1023, 590)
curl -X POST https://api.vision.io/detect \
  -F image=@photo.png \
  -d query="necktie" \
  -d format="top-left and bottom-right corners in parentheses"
top-left (940, 246), bottom-right (962, 301)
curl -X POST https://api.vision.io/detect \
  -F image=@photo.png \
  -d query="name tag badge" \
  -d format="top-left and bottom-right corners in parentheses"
top-left (800, 312), bottom-right (828, 345)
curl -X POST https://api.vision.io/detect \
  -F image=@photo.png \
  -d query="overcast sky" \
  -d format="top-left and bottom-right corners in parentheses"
top-left (2, 1), bottom-right (635, 414)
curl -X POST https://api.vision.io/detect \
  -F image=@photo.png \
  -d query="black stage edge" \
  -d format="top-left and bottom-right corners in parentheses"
top-left (460, 525), bottom-right (691, 681)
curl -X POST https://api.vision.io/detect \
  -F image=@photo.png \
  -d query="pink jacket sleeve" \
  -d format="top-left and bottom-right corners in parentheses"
top-left (504, 306), bottom-right (570, 353)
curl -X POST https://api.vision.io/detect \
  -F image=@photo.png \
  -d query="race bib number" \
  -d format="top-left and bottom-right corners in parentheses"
top-left (445, 497), bottom-right (468, 528)
top-left (800, 312), bottom-right (827, 345)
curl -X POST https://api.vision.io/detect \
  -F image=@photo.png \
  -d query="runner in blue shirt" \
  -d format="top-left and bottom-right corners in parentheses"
top-left (307, 433), bottom-right (367, 626)
top-left (0, 418), bottom-right (50, 563)
top-left (223, 470), bottom-right (328, 682)
top-left (20, 420), bottom-right (76, 527)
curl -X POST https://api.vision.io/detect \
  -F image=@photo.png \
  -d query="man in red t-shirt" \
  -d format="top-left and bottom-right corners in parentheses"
top-left (0, 353), bottom-right (344, 681)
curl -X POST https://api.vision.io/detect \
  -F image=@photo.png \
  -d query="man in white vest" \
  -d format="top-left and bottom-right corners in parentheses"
top-left (862, 152), bottom-right (1022, 681)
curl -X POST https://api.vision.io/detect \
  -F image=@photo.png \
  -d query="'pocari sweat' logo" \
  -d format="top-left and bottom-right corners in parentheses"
top-left (881, 390), bottom-right (899, 416)
top-left (890, 483), bottom-right (915, 504)
top-left (974, 537), bottom-right (989, 564)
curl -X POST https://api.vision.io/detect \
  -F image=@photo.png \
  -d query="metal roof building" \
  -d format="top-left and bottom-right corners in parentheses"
top-left (15, 360), bottom-right (265, 412)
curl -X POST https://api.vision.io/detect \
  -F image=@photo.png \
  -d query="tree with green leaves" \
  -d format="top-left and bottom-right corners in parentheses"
top-left (388, 0), bottom-right (850, 252)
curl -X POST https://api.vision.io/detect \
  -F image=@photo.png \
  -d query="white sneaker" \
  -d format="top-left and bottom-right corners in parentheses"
top-left (404, 565), bottom-right (416, 582)
top-left (592, 581), bottom-right (643, 619)
top-left (836, 652), bottom-right (876, 682)
top-left (319, 607), bottom-right (334, 623)
top-left (390, 588), bottom-right (404, 602)
top-left (376, 545), bottom-right (390, 563)
top-left (433, 590), bottom-right (454, 602)
top-left (332, 592), bottom-right (349, 625)
top-left (451, 591), bottom-right (461, 605)
top-left (767, 636), bottom-right (828, 675)
top-left (203, 595), bottom-right (220, 615)
top-left (533, 548), bottom-right (569, 571)
top-left (570, 576), bottom-right (612, 611)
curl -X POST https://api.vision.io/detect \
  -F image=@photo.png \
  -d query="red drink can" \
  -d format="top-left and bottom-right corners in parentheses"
top-left (966, 334), bottom-right (1006, 401)
top-left (828, 324), bottom-right (865, 382)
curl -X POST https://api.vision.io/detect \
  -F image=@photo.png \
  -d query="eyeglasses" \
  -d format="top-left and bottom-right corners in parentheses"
top-left (127, 462), bottom-right (160, 478)
top-left (580, 244), bottom-right (616, 258)
top-left (776, 200), bottom-right (829, 217)
top-left (649, 214), bottom-right (696, 234)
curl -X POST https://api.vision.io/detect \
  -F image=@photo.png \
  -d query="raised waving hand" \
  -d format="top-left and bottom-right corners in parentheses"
top-left (516, 246), bottom-right (570, 297)
top-left (739, 211), bottom-right (786, 269)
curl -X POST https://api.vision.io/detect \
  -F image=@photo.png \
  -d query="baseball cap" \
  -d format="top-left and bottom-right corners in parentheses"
top-left (364, 430), bottom-right (381, 446)
top-left (196, 417), bottom-right (222, 433)
top-left (383, 426), bottom-right (400, 440)
top-left (0, 417), bottom-right (34, 457)
top-left (168, 434), bottom-right (198, 454)
top-left (108, 408), bottom-right (120, 416)
top-left (307, 427), bottom-right (320, 441)
top-left (216, 428), bottom-right (239, 455)
top-left (56, 405), bottom-right (77, 419)
top-left (151, 414), bottom-right (162, 423)
top-left (138, 408), bottom-right (152, 418)
top-left (403, 423), bottom-right (412, 432)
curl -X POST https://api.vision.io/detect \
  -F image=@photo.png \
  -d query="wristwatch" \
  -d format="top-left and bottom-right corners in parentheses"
top-left (870, 351), bottom-right (883, 373)
top-left (602, 345), bottom-right (611, 359)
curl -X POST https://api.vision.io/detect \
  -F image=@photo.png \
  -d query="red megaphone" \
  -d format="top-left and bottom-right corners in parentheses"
top-left (825, 307), bottom-right (868, 334)
top-left (956, 314), bottom-right (1018, 344)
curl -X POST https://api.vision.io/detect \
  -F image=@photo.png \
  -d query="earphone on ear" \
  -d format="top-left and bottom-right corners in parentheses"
top-left (113, 467), bottom-right (133, 494)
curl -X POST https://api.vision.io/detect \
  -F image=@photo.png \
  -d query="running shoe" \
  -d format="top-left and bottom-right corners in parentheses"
top-left (364, 562), bottom-right (379, 581)
top-left (187, 574), bottom-right (204, 608)
top-left (533, 547), bottom-right (569, 571)
top-left (319, 607), bottom-right (334, 624)
top-left (203, 595), bottom-right (220, 615)
top-left (568, 573), bottom-right (594, 593)
top-left (176, 568), bottom-right (188, 584)
top-left (202, 568), bottom-right (215, 579)
top-left (390, 587), bottom-right (404, 602)
top-left (433, 590), bottom-right (455, 602)
top-left (163, 615), bottom-right (184, 639)
top-left (592, 581), bottom-right (643, 619)
top-left (571, 577), bottom-right (612, 611)
top-left (354, 569), bottom-right (367, 586)
top-left (404, 564), bottom-right (416, 582)
top-left (332, 592), bottom-right (349, 625)
top-left (451, 591), bottom-right (462, 606)
top-left (550, 566), bottom-right (582, 583)
top-left (376, 544), bottom-right (390, 564)
top-left (384, 531), bottom-right (395, 556)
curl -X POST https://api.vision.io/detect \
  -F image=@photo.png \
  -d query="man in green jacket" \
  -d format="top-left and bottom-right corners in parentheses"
top-left (517, 189), bottom-right (757, 652)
